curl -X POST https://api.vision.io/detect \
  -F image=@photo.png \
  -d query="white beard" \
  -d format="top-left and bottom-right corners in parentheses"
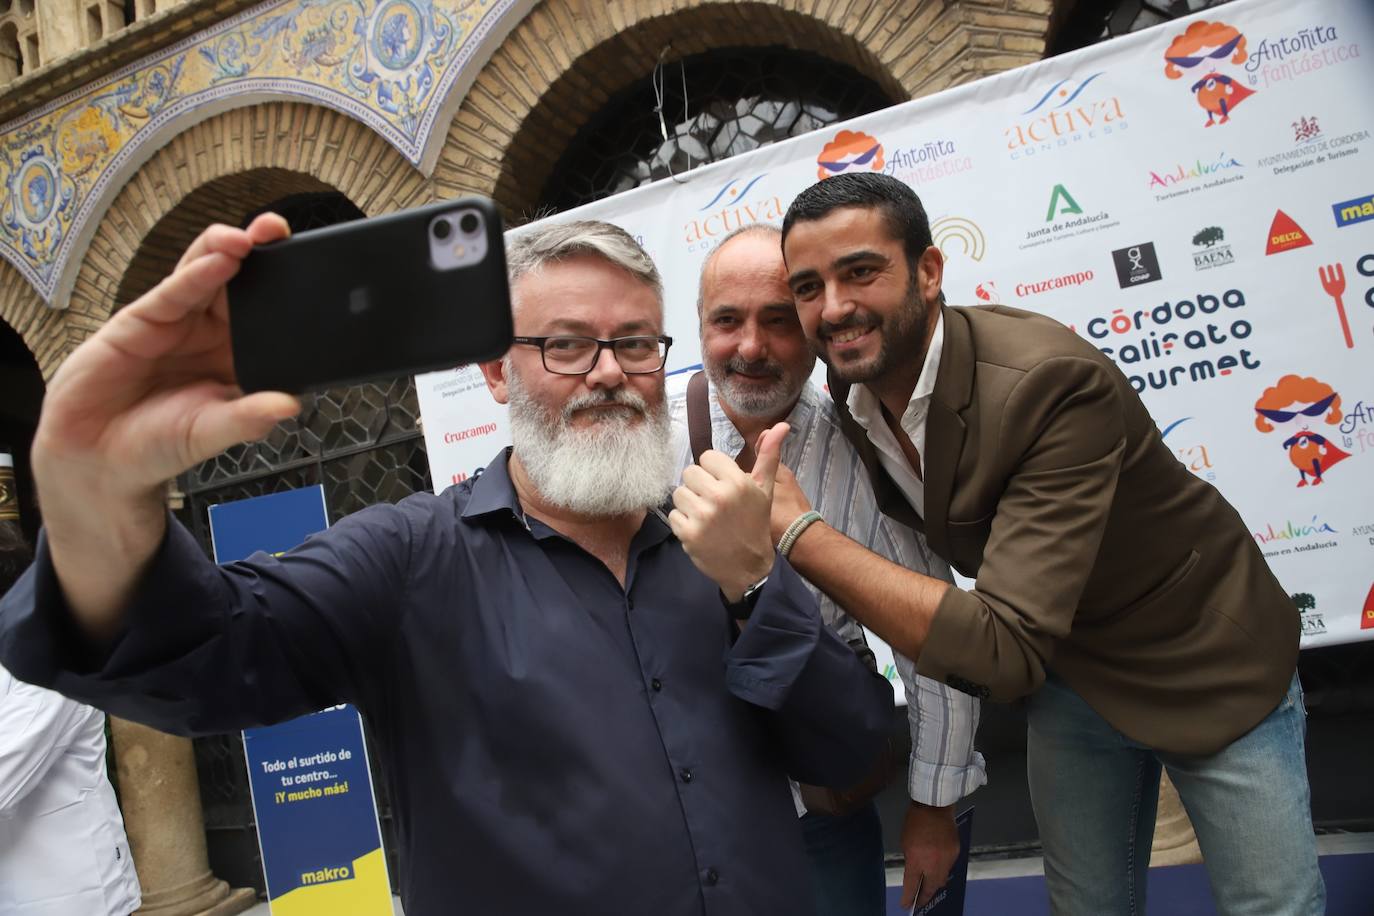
top-left (507, 368), bottom-right (674, 517)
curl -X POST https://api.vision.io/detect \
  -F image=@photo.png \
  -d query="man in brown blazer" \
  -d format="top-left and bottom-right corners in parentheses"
top-left (769, 173), bottom-right (1324, 915)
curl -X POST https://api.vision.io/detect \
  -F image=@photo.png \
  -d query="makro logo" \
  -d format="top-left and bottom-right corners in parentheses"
top-left (1160, 417), bottom-right (1216, 481)
top-left (1191, 226), bottom-right (1235, 271)
top-left (816, 130), bottom-right (884, 180)
top-left (300, 864), bottom-right (353, 886)
top-left (1015, 269), bottom-right (1093, 299)
top-left (1161, 21), bottom-right (1255, 126)
top-left (1148, 152), bottom-right (1245, 201)
top-left (1005, 72), bottom-right (1127, 161)
top-left (1112, 242), bottom-right (1162, 287)
top-left (683, 172), bottom-right (784, 253)
top-left (931, 216), bottom-right (986, 262)
top-left (1075, 287), bottom-right (1261, 394)
top-left (1333, 193), bottom-right (1374, 229)
top-left (1265, 210), bottom-right (1312, 255)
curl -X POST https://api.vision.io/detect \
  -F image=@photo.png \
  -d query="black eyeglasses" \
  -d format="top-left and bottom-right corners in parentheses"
top-left (511, 335), bottom-right (673, 375)
top-left (1255, 392), bottom-right (1338, 424)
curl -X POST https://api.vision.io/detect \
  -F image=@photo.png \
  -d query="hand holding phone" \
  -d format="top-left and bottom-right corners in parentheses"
top-left (228, 198), bottom-right (513, 393)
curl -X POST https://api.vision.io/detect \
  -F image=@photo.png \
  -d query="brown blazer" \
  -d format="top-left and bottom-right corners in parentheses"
top-left (829, 304), bottom-right (1298, 756)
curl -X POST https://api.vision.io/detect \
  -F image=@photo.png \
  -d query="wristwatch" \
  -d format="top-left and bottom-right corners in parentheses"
top-left (722, 575), bottom-right (769, 621)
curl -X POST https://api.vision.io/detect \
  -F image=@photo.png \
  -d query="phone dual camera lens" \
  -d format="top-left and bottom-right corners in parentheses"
top-left (432, 212), bottom-right (482, 241)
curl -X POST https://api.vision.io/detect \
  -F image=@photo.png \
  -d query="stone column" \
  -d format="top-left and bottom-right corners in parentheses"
top-left (1150, 770), bottom-right (1203, 866)
top-left (110, 717), bottom-right (257, 916)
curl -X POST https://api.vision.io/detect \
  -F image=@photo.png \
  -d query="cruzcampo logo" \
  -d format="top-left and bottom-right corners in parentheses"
top-left (1046, 184), bottom-right (1083, 221)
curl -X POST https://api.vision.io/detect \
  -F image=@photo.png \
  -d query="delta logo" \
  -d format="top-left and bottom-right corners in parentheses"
top-left (1004, 72), bottom-right (1127, 161)
top-left (1265, 210), bottom-right (1312, 255)
top-left (1333, 193), bottom-right (1374, 228)
top-left (1363, 582), bottom-right (1374, 630)
top-left (683, 172), bottom-right (784, 253)
top-left (816, 130), bottom-right (884, 180)
top-left (1161, 21), bottom-right (1256, 127)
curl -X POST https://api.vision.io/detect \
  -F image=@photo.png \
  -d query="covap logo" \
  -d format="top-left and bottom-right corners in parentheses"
top-left (1253, 375), bottom-right (1351, 487)
top-left (1162, 21), bottom-right (1256, 127)
top-left (1005, 72), bottom-right (1127, 161)
top-left (816, 131), bottom-right (884, 180)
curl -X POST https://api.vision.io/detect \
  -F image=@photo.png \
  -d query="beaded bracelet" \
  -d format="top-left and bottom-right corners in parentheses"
top-left (778, 510), bottom-right (823, 558)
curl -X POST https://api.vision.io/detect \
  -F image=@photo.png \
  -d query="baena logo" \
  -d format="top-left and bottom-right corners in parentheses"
top-left (1264, 210), bottom-right (1312, 255)
top-left (1291, 592), bottom-right (1327, 637)
top-left (816, 130), bottom-right (884, 180)
top-left (1005, 72), bottom-right (1127, 161)
top-left (1160, 417), bottom-right (1216, 481)
top-left (1254, 375), bottom-right (1351, 487)
top-left (683, 173), bottom-right (784, 253)
top-left (1333, 193), bottom-right (1374, 229)
top-left (1191, 226), bottom-right (1235, 271)
top-left (1112, 242), bottom-right (1162, 287)
top-left (1162, 21), bottom-right (1255, 127)
top-left (931, 216), bottom-right (986, 262)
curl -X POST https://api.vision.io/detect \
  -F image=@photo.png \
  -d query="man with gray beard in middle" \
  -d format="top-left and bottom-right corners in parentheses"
top-left (670, 224), bottom-right (985, 915)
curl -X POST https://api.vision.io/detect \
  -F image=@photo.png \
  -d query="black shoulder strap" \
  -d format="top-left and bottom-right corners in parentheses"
top-left (686, 370), bottom-right (714, 463)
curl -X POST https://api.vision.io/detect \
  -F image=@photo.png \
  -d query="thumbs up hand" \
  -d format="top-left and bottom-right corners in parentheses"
top-left (669, 423), bottom-right (789, 601)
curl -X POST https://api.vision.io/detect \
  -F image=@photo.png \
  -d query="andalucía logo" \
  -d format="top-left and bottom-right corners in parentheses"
top-left (1148, 152), bottom-right (1245, 202)
top-left (1191, 226), bottom-right (1235, 271)
top-left (1253, 375), bottom-right (1350, 487)
top-left (1252, 518), bottom-right (1337, 550)
top-left (1265, 210), bottom-right (1312, 255)
top-left (1333, 193), bottom-right (1374, 229)
top-left (683, 173), bottom-right (783, 253)
top-left (1162, 21), bottom-right (1255, 127)
top-left (816, 131), bottom-right (884, 180)
top-left (1005, 72), bottom-right (1127, 161)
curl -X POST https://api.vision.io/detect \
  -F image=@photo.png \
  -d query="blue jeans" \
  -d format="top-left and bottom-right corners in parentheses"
top-left (1026, 672), bottom-right (1325, 915)
top-left (799, 800), bottom-right (886, 916)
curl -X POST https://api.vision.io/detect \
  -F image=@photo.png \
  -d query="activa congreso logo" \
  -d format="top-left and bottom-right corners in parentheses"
top-left (1005, 72), bottom-right (1127, 161)
top-left (683, 172), bottom-right (784, 253)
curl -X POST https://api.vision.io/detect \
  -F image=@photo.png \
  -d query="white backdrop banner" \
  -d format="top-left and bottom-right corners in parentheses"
top-left (418, 0), bottom-right (1374, 649)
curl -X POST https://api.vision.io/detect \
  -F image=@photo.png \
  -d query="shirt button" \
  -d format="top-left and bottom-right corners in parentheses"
top-left (651, 678), bottom-right (662, 692)
top-left (680, 768), bottom-right (693, 783)
top-left (704, 867), bottom-right (719, 886)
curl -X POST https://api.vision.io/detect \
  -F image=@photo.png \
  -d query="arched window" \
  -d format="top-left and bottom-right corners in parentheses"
top-left (539, 47), bottom-right (896, 213)
top-left (1048, 0), bottom-right (1239, 56)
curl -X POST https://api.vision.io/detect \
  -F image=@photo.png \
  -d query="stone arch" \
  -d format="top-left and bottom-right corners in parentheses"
top-left (70, 100), bottom-right (433, 326)
top-left (0, 257), bottom-right (71, 380)
top-left (432, 0), bottom-right (1050, 217)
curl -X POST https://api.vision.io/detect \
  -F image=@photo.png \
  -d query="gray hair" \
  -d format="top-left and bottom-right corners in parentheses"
top-left (506, 220), bottom-right (663, 309)
top-left (696, 223), bottom-right (783, 314)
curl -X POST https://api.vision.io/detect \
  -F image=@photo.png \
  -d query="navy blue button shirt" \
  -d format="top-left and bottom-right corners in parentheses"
top-left (0, 449), bottom-right (893, 916)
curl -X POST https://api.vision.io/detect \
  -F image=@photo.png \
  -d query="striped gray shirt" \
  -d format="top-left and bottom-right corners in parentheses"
top-left (669, 376), bottom-right (986, 806)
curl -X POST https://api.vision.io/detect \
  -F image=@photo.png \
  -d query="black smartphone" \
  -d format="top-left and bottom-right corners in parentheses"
top-left (228, 197), bottom-right (512, 393)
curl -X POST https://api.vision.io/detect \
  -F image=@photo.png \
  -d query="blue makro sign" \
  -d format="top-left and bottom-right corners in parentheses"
top-left (209, 487), bottom-right (392, 915)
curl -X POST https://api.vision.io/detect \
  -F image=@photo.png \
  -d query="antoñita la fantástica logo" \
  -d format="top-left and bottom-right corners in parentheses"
top-left (1253, 375), bottom-right (1350, 488)
top-left (1162, 21), bottom-right (1255, 127)
top-left (816, 131), bottom-right (884, 180)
